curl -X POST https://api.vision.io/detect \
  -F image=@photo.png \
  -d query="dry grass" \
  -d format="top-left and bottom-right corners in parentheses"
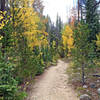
top-left (66, 61), bottom-right (100, 100)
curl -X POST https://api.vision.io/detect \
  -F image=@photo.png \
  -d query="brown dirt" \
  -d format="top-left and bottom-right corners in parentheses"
top-left (26, 60), bottom-right (79, 100)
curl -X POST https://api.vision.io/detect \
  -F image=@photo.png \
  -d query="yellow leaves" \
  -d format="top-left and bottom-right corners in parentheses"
top-left (63, 25), bottom-right (73, 36)
top-left (24, 29), bottom-right (48, 50)
top-left (96, 33), bottom-right (100, 50)
top-left (0, 15), bottom-right (3, 20)
top-left (26, 82), bottom-right (29, 85)
top-left (0, 11), bottom-right (9, 29)
top-left (3, 11), bottom-right (7, 15)
top-left (0, 35), bottom-right (3, 40)
top-left (62, 35), bottom-right (67, 47)
top-left (0, 23), bottom-right (4, 29)
top-left (0, 11), bottom-right (5, 29)
top-left (0, 11), bottom-right (7, 15)
top-left (52, 41), bottom-right (56, 49)
top-left (43, 31), bottom-right (48, 36)
top-left (62, 25), bottom-right (74, 54)
top-left (11, 0), bottom-right (48, 51)
top-left (20, 7), bottom-right (48, 49)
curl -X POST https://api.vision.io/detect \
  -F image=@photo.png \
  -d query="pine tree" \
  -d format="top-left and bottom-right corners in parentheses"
top-left (72, 22), bottom-right (95, 85)
top-left (55, 14), bottom-right (63, 46)
top-left (0, 0), bottom-right (5, 11)
top-left (86, 0), bottom-right (100, 41)
top-left (56, 14), bottom-right (63, 35)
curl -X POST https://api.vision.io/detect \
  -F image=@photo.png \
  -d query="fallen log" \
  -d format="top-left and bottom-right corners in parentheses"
top-left (92, 74), bottom-right (100, 77)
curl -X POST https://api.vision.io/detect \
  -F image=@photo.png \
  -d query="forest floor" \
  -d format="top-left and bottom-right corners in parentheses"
top-left (26, 60), bottom-right (79, 100)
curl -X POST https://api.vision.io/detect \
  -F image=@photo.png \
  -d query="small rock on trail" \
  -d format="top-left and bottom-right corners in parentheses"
top-left (26, 60), bottom-right (79, 100)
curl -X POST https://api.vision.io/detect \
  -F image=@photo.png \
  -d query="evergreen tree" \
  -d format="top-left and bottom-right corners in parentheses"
top-left (45, 15), bottom-right (52, 34)
top-left (45, 15), bottom-right (63, 47)
top-left (56, 14), bottom-right (63, 36)
top-left (55, 14), bottom-right (63, 45)
top-left (72, 22), bottom-right (95, 85)
top-left (86, 0), bottom-right (100, 41)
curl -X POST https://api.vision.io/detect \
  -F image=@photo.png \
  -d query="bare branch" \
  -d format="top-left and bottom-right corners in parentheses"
top-left (93, 0), bottom-right (100, 8)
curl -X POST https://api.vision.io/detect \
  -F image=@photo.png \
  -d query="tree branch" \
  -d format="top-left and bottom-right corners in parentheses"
top-left (93, 0), bottom-right (100, 8)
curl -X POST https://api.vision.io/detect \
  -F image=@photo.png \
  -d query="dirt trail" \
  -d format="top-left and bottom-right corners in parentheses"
top-left (27, 60), bottom-right (79, 100)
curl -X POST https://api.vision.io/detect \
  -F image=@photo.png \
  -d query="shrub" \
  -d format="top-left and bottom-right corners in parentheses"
top-left (0, 53), bottom-right (26, 100)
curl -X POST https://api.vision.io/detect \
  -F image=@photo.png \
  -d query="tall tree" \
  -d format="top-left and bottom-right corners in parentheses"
top-left (56, 14), bottom-right (63, 40)
top-left (0, 0), bottom-right (5, 11)
top-left (86, 0), bottom-right (100, 41)
top-left (45, 15), bottom-right (52, 35)
top-left (0, 0), bottom-right (6, 54)
top-left (33, 0), bottom-right (44, 15)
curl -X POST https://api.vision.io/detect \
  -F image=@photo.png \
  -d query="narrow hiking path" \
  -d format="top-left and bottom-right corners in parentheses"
top-left (27, 60), bottom-right (79, 100)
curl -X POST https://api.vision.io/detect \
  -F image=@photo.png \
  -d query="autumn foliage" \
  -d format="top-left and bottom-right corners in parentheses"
top-left (62, 25), bottom-right (74, 56)
top-left (0, 0), bottom-right (58, 99)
